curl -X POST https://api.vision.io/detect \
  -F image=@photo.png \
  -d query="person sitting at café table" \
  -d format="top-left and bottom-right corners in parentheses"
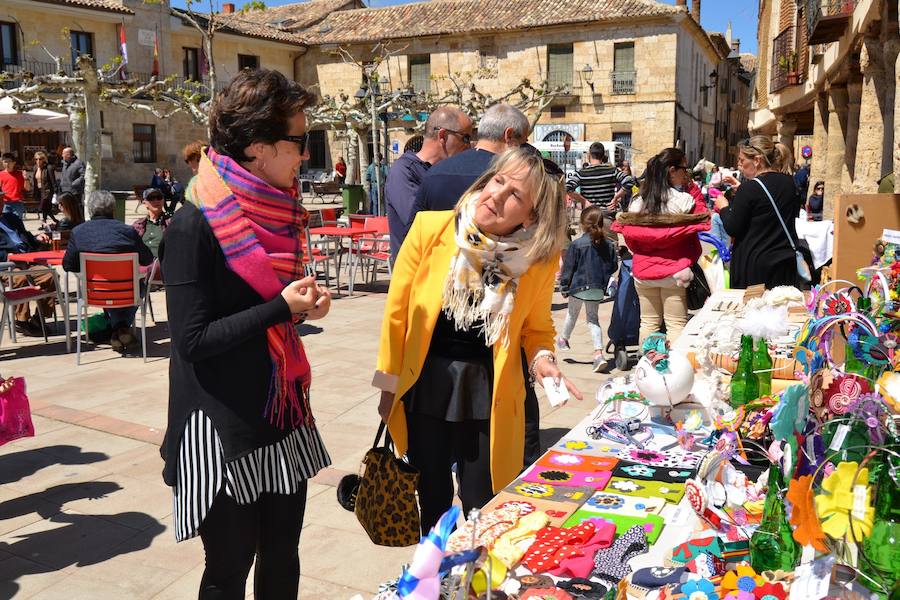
top-left (54, 192), bottom-right (85, 233)
top-left (63, 190), bottom-right (154, 354)
top-left (0, 211), bottom-right (56, 336)
top-left (132, 188), bottom-right (170, 258)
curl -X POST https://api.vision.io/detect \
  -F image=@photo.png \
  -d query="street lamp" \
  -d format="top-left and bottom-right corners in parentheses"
top-left (580, 64), bottom-right (594, 93)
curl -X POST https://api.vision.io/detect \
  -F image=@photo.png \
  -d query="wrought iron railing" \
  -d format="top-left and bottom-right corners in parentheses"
top-left (770, 26), bottom-right (803, 93)
top-left (806, 0), bottom-right (858, 43)
top-left (547, 69), bottom-right (573, 91)
top-left (0, 60), bottom-right (68, 78)
top-left (610, 70), bottom-right (636, 95)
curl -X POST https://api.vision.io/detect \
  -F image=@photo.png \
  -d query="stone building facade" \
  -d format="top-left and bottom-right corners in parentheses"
top-left (749, 0), bottom-right (899, 218)
top-left (290, 0), bottom-right (753, 178)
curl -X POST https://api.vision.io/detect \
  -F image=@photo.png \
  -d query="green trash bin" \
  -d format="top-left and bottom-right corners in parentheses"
top-left (114, 195), bottom-right (126, 222)
top-left (342, 184), bottom-right (364, 214)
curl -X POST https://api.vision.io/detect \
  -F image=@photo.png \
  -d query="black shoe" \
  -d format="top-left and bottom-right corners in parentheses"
top-left (14, 320), bottom-right (42, 337)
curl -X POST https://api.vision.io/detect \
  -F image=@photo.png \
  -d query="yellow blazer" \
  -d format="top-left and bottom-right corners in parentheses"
top-left (373, 210), bottom-right (558, 492)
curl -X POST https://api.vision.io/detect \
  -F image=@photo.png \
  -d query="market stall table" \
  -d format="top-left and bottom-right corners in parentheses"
top-left (308, 226), bottom-right (378, 295)
top-left (6, 250), bottom-right (70, 352)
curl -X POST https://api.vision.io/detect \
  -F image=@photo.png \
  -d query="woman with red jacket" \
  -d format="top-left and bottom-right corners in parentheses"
top-left (611, 148), bottom-right (709, 343)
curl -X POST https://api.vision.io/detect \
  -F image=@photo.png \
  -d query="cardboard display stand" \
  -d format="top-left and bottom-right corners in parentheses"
top-left (833, 193), bottom-right (900, 283)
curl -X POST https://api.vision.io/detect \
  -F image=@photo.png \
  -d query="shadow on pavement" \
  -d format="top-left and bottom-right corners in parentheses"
top-left (0, 445), bottom-right (108, 485)
top-left (0, 481), bottom-right (166, 598)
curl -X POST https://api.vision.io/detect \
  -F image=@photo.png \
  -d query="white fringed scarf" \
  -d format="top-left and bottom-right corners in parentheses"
top-left (442, 194), bottom-right (537, 347)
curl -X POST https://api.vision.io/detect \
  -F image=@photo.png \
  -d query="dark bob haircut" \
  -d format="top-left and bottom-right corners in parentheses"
top-left (208, 69), bottom-right (317, 162)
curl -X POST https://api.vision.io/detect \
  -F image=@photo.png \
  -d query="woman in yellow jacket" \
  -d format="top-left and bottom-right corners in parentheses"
top-left (372, 148), bottom-right (583, 533)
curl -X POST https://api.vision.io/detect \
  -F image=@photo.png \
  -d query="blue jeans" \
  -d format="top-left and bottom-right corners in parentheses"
top-left (104, 281), bottom-right (147, 328)
top-left (3, 202), bottom-right (25, 219)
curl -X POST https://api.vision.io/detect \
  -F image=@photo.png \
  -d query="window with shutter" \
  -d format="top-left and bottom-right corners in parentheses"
top-left (547, 44), bottom-right (573, 89)
top-left (611, 42), bottom-right (636, 94)
top-left (408, 55), bottom-right (431, 94)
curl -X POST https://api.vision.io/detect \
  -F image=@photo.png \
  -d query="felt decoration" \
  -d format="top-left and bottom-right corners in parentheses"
top-left (591, 524), bottom-right (649, 586)
top-left (785, 475), bottom-right (828, 551)
top-left (522, 520), bottom-right (603, 572)
top-left (515, 574), bottom-right (554, 591)
top-left (753, 582), bottom-right (787, 600)
top-left (720, 565), bottom-right (764, 595)
top-left (679, 578), bottom-right (719, 600)
top-left (554, 439), bottom-right (624, 456)
top-left (481, 492), bottom-right (581, 528)
top-left (623, 447), bottom-right (702, 469)
top-left (522, 465), bottom-right (613, 490)
top-left (563, 509), bottom-right (665, 544)
top-left (606, 477), bottom-right (685, 503)
top-left (580, 491), bottom-right (666, 517)
top-left (814, 461), bottom-right (875, 540)
top-left (614, 460), bottom-right (695, 483)
top-left (684, 553), bottom-right (725, 578)
top-left (822, 374), bottom-right (870, 416)
top-left (631, 566), bottom-right (686, 589)
top-left (502, 481), bottom-right (595, 504)
top-left (671, 536), bottom-right (725, 564)
top-left (490, 511), bottom-right (551, 569)
top-left (556, 578), bottom-right (609, 599)
top-left (548, 521), bottom-right (618, 579)
top-left (520, 588), bottom-right (573, 600)
top-left (537, 451), bottom-right (619, 472)
top-left (769, 385), bottom-right (809, 441)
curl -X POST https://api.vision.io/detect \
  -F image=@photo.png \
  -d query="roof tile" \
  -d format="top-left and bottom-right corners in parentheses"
top-left (33, 0), bottom-right (133, 15)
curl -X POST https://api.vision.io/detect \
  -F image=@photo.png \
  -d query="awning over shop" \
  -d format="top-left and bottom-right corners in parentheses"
top-left (0, 97), bottom-right (70, 132)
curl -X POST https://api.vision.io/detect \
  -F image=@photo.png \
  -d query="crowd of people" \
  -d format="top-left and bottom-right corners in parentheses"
top-left (0, 65), bottom-right (837, 599)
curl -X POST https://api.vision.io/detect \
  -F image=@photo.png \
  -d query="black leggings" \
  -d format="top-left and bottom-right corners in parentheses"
top-left (406, 412), bottom-right (493, 535)
top-left (197, 485), bottom-right (307, 600)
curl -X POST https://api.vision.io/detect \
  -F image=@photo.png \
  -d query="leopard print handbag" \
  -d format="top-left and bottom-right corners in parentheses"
top-left (354, 422), bottom-right (421, 547)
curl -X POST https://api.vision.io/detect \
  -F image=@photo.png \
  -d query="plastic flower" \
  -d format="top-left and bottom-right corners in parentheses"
top-left (770, 385), bottom-right (809, 440)
top-left (754, 582), bottom-right (787, 600)
top-left (786, 475), bottom-right (828, 551)
top-left (814, 461), bottom-right (874, 540)
top-left (681, 578), bottom-right (719, 600)
top-left (721, 565), bottom-right (763, 594)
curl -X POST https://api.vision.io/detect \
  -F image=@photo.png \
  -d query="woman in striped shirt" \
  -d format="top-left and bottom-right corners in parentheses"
top-left (160, 69), bottom-right (331, 600)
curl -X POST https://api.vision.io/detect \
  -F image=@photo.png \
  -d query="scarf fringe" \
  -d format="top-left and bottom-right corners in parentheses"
top-left (262, 324), bottom-right (315, 429)
top-left (442, 278), bottom-right (511, 348)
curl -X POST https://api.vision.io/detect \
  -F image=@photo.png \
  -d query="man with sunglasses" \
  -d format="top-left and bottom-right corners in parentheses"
top-left (385, 106), bottom-right (471, 259)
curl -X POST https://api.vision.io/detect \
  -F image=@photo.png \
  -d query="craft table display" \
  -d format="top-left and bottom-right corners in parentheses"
top-left (364, 269), bottom-right (900, 600)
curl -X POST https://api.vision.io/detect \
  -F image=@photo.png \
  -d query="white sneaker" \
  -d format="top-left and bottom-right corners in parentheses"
top-left (592, 355), bottom-right (609, 373)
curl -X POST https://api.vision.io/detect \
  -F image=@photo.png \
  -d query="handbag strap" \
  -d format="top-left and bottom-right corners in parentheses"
top-left (752, 177), bottom-right (798, 252)
top-left (371, 421), bottom-right (393, 451)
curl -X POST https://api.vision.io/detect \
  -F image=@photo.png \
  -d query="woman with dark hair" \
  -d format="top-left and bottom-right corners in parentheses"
top-left (716, 135), bottom-right (802, 288)
top-left (32, 151), bottom-right (57, 224)
top-left (807, 181), bottom-right (825, 221)
top-left (55, 192), bottom-right (84, 231)
top-left (611, 148), bottom-right (709, 343)
top-left (160, 69), bottom-right (332, 599)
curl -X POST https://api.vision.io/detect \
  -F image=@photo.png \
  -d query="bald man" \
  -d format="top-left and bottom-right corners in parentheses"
top-left (386, 106), bottom-right (472, 258)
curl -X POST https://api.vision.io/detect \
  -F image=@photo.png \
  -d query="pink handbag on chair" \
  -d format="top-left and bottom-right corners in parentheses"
top-left (0, 376), bottom-right (34, 446)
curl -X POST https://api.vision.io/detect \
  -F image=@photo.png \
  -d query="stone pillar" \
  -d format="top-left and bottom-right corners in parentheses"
top-left (777, 118), bottom-right (797, 149)
top-left (809, 93), bottom-right (829, 186)
top-left (841, 78), bottom-right (863, 192)
top-left (853, 39), bottom-right (887, 192)
top-left (824, 85), bottom-right (848, 220)
top-left (895, 26), bottom-right (900, 191)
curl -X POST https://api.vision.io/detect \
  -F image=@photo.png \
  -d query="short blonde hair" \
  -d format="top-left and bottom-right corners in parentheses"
top-left (33, 151), bottom-right (47, 161)
top-left (454, 147), bottom-right (567, 263)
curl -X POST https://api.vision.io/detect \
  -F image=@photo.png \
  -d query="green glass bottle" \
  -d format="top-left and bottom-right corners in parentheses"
top-left (750, 463), bottom-right (800, 572)
top-left (753, 338), bottom-right (773, 397)
top-left (730, 335), bottom-right (759, 407)
top-left (861, 455), bottom-right (900, 598)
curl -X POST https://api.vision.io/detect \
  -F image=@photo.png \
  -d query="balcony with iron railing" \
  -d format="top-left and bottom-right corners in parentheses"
top-left (807, 0), bottom-right (858, 45)
top-left (770, 27), bottom-right (805, 93)
top-left (547, 69), bottom-right (573, 92)
top-left (610, 71), bottom-right (637, 95)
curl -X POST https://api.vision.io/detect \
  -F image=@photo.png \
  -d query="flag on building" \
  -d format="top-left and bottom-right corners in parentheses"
top-left (151, 29), bottom-right (160, 77)
top-left (117, 23), bottom-right (128, 80)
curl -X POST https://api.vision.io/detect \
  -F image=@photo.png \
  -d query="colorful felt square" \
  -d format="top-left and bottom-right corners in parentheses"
top-left (522, 465), bottom-right (612, 490)
top-left (553, 439), bottom-right (624, 457)
top-left (501, 481), bottom-right (595, 506)
top-left (537, 451), bottom-right (619, 472)
top-left (612, 460), bottom-right (695, 483)
top-left (672, 536), bottom-right (725, 563)
top-left (578, 491), bottom-right (666, 517)
top-left (620, 447), bottom-right (702, 469)
top-left (563, 509), bottom-right (666, 544)
top-left (605, 477), bottom-right (685, 504)
top-left (482, 492), bottom-right (580, 528)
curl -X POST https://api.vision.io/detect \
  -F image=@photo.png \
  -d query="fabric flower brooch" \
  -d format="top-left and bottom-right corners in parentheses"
top-left (814, 461), bottom-right (874, 541)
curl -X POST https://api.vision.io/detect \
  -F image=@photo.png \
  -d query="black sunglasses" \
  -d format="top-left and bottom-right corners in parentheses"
top-left (281, 132), bottom-right (310, 155)
top-left (435, 127), bottom-right (473, 145)
top-left (739, 138), bottom-right (764, 155)
top-left (521, 144), bottom-right (564, 178)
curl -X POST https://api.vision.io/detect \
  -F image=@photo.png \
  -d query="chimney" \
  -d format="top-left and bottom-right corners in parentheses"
top-left (732, 39), bottom-right (741, 54)
top-left (691, 0), bottom-right (701, 22)
top-left (222, 3), bottom-right (235, 13)
top-left (675, 0), bottom-right (686, 6)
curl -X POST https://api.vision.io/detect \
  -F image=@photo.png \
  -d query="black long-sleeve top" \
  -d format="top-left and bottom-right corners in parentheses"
top-left (159, 202), bottom-right (296, 486)
top-left (62, 217), bottom-right (154, 272)
top-left (719, 172), bottom-right (799, 289)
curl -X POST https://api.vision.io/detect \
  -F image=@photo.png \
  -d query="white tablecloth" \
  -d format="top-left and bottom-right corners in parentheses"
top-left (795, 218), bottom-right (834, 269)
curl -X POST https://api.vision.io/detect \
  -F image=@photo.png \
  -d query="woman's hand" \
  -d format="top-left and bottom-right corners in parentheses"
top-left (280, 276), bottom-right (318, 314)
top-left (533, 356), bottom-right (583, 401)
top-left (714, 194), bottom-right (730, 211)
top-left (303, 285), bottom-right (331, 320)
top-left (378, 391), bottom-right (395, 423)
top-left (722, 174), bottom-right (740, 188)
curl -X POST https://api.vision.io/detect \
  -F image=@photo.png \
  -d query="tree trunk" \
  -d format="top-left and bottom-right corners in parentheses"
top-left (205, 33), bottom-right (216, 140)
top-left (346, 127), bottom-right (360, 185)
top-left (77, 56), bottom-right (102, 200)
top-left (357, 128), bottom-right (371, 212)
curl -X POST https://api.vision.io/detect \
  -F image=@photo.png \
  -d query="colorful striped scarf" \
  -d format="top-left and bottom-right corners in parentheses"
top-left (190, 147), bottom-right (313, 429)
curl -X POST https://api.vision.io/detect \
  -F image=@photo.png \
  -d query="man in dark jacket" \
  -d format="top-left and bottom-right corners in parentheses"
top-left (0, 212), bottom-right (55, 335)
top-left (59, 147), bottom-right (86, 203)
top-left (64, 190), bottom-right (153, 353)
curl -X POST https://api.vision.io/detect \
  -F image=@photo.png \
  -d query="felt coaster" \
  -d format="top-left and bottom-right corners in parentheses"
top-left (521, 465), bottom-right (613, 490)
top-left (606, 477), bottom-right (686, 504)
top-left (619, 447), bottom-right (702, 469)
top-left (556, 577), bottom-right (609, 599)
top-left (631, 566), bottom-right (687, 588)
top-left (502, 481), bottom-right (595, 505)
top-left (483, 492), bottom-right (580, 527)
top-left (612, 460), bottom-right (695, 483)
top-left (514, 573), bottom-right (555, 591)
top-left (563, 509), bottom-right (666, 544)
top-left (537, 450), bottom-right (619, 472)
top-left (553, 438), bottom-right (626, 457)
top-left (578, 491), bottom-right (666, 517)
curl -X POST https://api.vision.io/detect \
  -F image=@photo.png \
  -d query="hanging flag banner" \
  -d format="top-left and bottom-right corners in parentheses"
top-left (117, 23), bottom-right (129, 80)
top-left (151, 29), bottom-right (160, 77)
